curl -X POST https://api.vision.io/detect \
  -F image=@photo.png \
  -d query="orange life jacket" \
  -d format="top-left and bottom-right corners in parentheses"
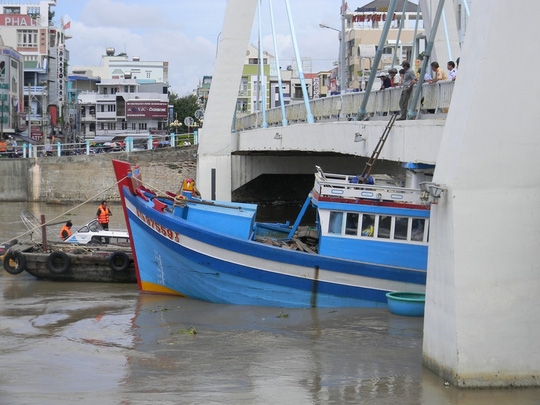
top-left (97, 205), bottom-right (110, 224)
top-left (60, 225), bottom-right (72, 240)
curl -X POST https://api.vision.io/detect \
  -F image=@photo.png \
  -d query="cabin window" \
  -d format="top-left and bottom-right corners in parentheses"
top-left (377, 215), bottom-right (392, 239)
top-left (328, 212), bottom-right (343, 234)
top-left (394, 216), bottom-right (409, 240)
top-left (345, 213), bottom-right (359, 235)
top-left (327, 211), bottom-right (428, 244)
top-left (360, 214), bottom-right (375, 237)
top-left (412, 218), bottom-right (426, 242)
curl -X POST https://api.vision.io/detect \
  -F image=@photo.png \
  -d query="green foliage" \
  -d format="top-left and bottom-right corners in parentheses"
top-left (169, 92), bottom-right (200, 133)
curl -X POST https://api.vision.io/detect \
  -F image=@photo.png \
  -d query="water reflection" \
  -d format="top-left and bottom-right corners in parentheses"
top-left (124, 294), bottom-right (429, 404)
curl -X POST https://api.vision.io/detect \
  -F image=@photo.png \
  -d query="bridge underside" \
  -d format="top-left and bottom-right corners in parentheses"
top-left (230, 151), bottom-right (408, 203)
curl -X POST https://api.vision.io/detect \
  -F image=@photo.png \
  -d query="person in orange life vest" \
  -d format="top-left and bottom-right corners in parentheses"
top-left (96, 200), bottom-right (112, 230)
top-left (180, 178), bottom-right (201, 199)
top-left (60, 220), bottom-right (72, 241)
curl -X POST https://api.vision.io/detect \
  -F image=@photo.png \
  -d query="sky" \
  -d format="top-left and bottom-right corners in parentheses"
top-left (54, 0), bottom-right (371, 96)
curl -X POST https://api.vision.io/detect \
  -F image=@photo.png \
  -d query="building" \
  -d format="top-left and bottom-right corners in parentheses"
top-left (0, 40), bottom-right (24, 138)
top-left (71, 47), bottom-right (169, 84)
top-left (196, 76), bottom-right (212, 111)
top-left (69, 48), bottom-right (169, 141)
top-left (0, 0), bottom-right (69, 142)
top-left (200, 45), bottom-right (316, 116)
top-left (344, 0), bottom-right (424, 90)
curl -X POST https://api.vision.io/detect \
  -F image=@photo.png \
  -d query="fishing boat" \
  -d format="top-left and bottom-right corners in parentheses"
top-left (113, 147), bottom-right (434, 307)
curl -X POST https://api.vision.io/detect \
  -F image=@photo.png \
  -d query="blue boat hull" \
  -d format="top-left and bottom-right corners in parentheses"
top-left (122, 191), bottom-right (426, 308)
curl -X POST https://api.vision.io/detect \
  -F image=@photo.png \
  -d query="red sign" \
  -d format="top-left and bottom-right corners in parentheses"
top-left (0, 15), bottom-right (39, 27)
top-left (31, 126), bottom-right (43, 141)
top-left (126, 101), bottom-right (168, 119)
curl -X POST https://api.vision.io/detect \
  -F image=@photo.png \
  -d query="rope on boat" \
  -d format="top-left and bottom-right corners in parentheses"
top-left (1, 176), bottom-right (129, 247)
top-left (136, 178), bottom-right (247, 211)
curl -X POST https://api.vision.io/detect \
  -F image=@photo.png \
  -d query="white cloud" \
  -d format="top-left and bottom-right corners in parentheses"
top-left (57, 0), bottom-right (365, 95)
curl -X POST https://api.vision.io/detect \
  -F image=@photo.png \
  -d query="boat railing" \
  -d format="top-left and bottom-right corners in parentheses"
top-left (314, 171), bottom-right (426, 205)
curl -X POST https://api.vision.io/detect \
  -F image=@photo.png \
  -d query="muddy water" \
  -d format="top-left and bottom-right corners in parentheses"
top-left (0, 202), bottom-right (539, 404)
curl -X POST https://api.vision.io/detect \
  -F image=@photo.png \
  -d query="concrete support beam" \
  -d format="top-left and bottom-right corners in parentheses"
top-left (423, 0), bottom-right (540, 387)
top-left (197, 0), bottom-right (257, 201)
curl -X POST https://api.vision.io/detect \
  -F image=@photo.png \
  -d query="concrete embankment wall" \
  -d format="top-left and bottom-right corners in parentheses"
top-left (0, 147), bottom-right (197, 203)
top-left (0, 158), bottom-right (31, 201)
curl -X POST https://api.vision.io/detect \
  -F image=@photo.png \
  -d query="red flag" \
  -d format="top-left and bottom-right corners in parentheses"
top-left (63, 21), bottom-right (71, 30)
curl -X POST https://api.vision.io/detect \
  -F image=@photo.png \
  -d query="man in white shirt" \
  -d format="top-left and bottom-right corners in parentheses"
top-left (447, 61), bottom-right (457, 81)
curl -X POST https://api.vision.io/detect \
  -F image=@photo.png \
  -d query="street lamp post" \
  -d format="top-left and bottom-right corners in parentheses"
top-left (320, 1), bottom-right (347, 94)
top-left (184, 116), bottom-right (194, 144)
top-left (320, 19), bottom-right (347, 121)
top-left (170, 118), bottom-right (182, 146)
top-left (319, 23), bottom-right (346, 96)
top-left (192, 122), bottom-right (199, 144)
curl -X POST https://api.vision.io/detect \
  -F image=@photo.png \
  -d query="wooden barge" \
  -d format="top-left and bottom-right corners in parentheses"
top-left (3, 242), bottom-right (136, 283)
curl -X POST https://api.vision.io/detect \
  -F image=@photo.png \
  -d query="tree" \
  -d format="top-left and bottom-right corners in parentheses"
top-left (169, 92), bottom-right (199, 133)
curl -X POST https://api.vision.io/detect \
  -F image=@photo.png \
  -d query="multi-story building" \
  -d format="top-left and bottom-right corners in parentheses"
top-left (69, 48), bottom-right (169, 141)
top-left (72, 47), bottom-right (169, 84)
top-left (0, 0), bottom-right (69, 141)
top-left (200, 45), bottom-right (316, 116)
top-left (0, 41), bottom-right (24, 138)
top-left (196, 76), bottom-right (212, 111)
top-left (344, 0), bottom-right (423, 90)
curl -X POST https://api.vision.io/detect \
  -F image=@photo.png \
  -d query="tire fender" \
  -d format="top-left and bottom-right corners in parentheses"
top-left (3, 250), bottom-right (26, 275)
top-left (46, 251), bottom-right (71, 274)
top-left (108, 252), bottom-right (130, 272)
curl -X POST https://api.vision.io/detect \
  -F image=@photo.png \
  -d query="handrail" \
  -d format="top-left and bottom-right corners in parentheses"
top-left (0, 133), bottom-right (193, 159)
top-left (235, 81), bottom-right (454, 131)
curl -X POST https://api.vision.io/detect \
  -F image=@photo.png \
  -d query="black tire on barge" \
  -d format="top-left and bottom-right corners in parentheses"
top-left (108, 252), bottom-right (130, 272)
top-left (3, 250), bottom-right (26, 275)
top-left (47, 251), bottom-right (71, 274)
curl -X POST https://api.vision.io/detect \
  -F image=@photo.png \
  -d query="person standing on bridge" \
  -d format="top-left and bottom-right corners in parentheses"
top-left (427, 61), bottom-right (448, 84)
top-left (397, 61), bottom-right (417, 121)
top-left (378, 72), bottom-right (392, 90)
top-left (447, 61), bottom-right (457, 81)
top-left (389, 68), bottom-right (399, 87)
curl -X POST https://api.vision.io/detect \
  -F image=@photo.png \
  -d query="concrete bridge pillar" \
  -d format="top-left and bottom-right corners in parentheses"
top-left (423, 0), bottom-right (540, 387)
top-left (197, 0), bottom-right (257, 201)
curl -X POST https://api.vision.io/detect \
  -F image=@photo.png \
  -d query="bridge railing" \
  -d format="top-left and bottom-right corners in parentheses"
top-left (0, 133), bottom-right (194, 159)
top-left (236, 81), bottom-right (455, 130)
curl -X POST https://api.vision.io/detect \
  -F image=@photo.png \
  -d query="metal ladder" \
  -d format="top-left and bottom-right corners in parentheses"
top-left (360, 114), bottom-right (398, 181)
